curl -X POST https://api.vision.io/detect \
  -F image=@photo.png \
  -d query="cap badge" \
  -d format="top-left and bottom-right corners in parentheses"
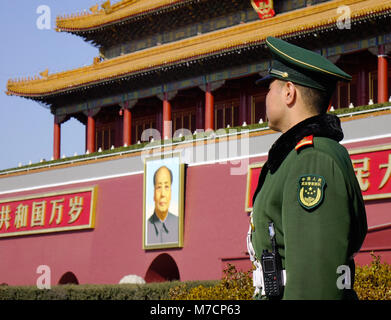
top-left (270, 68), bottom-right (289, 78)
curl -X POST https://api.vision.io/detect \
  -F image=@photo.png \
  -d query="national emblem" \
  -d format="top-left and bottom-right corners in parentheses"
top-left (298, 175), bottom-right (325, 210)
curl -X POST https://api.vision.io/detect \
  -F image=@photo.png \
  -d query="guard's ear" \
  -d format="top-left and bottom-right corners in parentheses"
top-left (283, 81), bottom-right (296, 106)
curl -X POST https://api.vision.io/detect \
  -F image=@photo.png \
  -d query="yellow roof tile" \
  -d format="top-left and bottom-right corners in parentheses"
top-left (7, 0), bottom-right (390, 97)
top-left (56, 0), bottom-right (186, 32)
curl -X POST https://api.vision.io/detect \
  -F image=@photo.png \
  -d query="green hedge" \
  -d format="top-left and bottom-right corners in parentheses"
top-left (329, 102), bottom-right (390, 116)
top-left (169, 264), bottom-right (253, 300)
top-left (0, 280), bottom-right (218, 300)
top-left (354, 253), bottom-right (391, 300)
top-left (1, 254), bottom-right (390, 300)
top-left (169, 254), bottom-right (391, 300)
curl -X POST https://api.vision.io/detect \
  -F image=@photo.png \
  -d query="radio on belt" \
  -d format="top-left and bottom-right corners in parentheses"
top-left (261, 222), bottom-right (284, 298)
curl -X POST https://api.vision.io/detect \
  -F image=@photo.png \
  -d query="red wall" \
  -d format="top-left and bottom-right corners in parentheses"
top-left (0, 161), bottom-right (251, 285)
top-left (0, 137), bottom-right (390, 286)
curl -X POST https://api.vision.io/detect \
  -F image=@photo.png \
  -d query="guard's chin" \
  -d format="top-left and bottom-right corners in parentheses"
top-left (268, 122), bottom-right (280, 132)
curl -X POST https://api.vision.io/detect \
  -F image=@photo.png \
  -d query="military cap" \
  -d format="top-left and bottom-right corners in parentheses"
top-left (257, 37), bottom-right (351, 92)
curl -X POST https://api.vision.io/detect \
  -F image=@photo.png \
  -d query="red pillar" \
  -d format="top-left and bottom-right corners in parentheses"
top-left (205, 83), bottom-right (214, 131)
top-left (378, 45), bottom-right (388, 103)
top-left (196, 99), bottom-right (204, 131)
top-left (357, 69), bottom-right (368, 107)
top-left (53, 118), bottom-right (61, 160)
top-left (163, 93), bottom-right (172, 139)
top-left (239, 91), bottom-right (248, 126)
top-left (87, 115), bottom-right (96, 153)
top-left (123, 108), bottom-right (132, 146)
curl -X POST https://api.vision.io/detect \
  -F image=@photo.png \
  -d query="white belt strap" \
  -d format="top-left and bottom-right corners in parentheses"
top-left (247, 214), bottom-right (266, 297)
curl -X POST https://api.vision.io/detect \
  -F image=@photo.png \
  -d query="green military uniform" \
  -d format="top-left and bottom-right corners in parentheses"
top-left (250, 37), bottom-right (368, 300)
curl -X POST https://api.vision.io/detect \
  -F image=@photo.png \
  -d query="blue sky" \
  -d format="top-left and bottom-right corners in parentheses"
top-left (0, 1), bottom-right (107, 171)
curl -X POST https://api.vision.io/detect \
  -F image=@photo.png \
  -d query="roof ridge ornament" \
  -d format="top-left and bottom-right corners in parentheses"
top-left (102, 0), bottom-right (113, 14)
top-left (89, 4), bottom-right (99, 14)
top-left (251, 0), bottom-right (275, 20)
top-left (39, 69), bottom-right (49, 79)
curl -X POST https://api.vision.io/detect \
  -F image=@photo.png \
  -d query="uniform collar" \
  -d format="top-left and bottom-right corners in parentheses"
top-left (266, 113), bottom-right (344, 173)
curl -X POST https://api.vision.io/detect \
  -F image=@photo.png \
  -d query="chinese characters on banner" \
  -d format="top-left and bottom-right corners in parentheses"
top-left (351, 145), bottom-right (391, 200)
top-left (0, 187), bottom-right (97, 238)
top-left (245, 145), bottom-right (391, 211)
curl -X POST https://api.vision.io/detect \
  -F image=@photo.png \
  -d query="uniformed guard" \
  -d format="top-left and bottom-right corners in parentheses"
top-left (247, 37), bottom-right (368, 300)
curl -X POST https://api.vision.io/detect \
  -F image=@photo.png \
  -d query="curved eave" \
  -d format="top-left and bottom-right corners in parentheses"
top-left (56, 0), bottom-right (194, 33)
top-left (7, 0), bottom-right (391, 99)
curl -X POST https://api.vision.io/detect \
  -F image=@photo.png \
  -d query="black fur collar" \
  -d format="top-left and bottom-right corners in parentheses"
top-left (266, 113), bottom-right (344, 173)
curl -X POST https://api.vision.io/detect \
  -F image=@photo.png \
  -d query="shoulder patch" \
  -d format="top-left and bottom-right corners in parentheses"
top-left (295, 135), bottom-right (314, 151)
top-left (298, 174), bottom-right (326, 210)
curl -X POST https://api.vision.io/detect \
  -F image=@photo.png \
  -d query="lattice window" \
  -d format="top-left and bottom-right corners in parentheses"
top-left (96, 125), bottom-right (115, 151)
top-left (133, 116), bottom-right (157, 143)
top-left (215, 99), bottom-right (240, 129)
top-left (172, 108), bottom-right (196, 135)
top-left (251, 93), bottom-right (267, 124)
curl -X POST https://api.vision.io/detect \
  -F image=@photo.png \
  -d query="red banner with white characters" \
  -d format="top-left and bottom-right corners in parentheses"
top-left (251, 0), bottom-right (275, 20)
top-left (245, 145), bottom-right (391, 211)
top-left (0, 187), bottom-right (97, 238)
top-left (350, 145), bottom-right (391, 200)
top-left (245, 162), bottom-right (264, 212)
